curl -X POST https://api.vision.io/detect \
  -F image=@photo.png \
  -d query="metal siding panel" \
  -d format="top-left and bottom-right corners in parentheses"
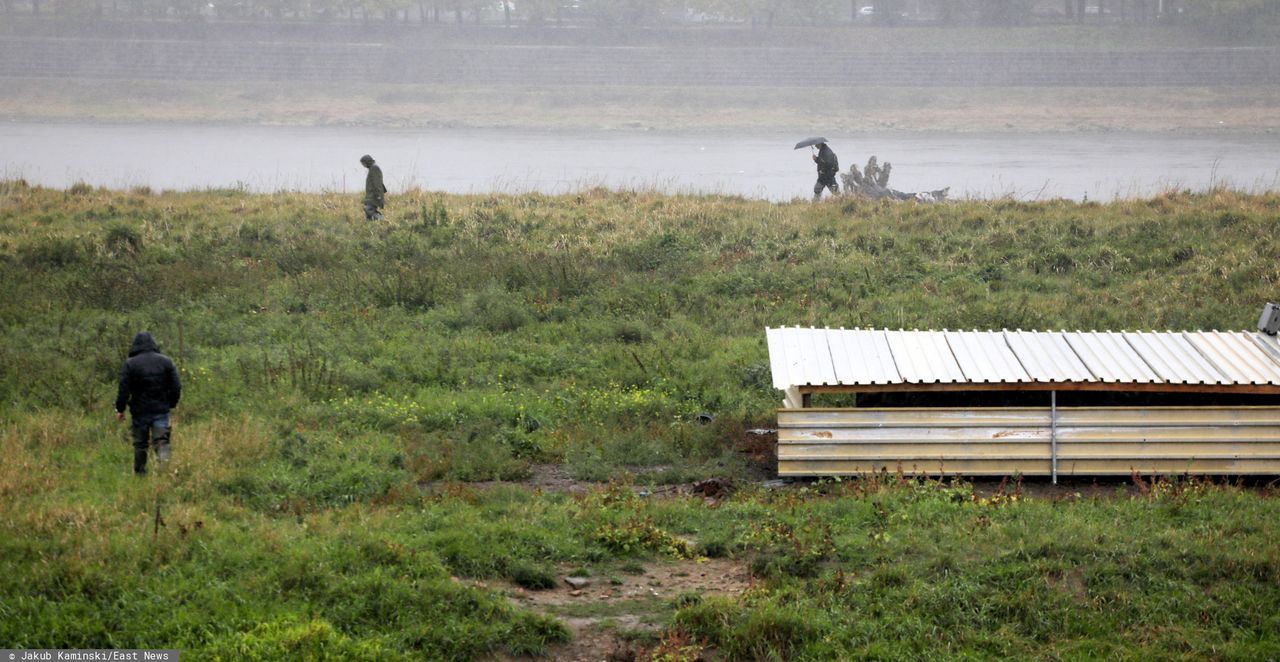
top-left (782, 408), bottom-right (1052, 427)
top-left (781, 442), bottom-right (1051, 459)
top-left (1055, 428), bottom-right (1280, 442)
top-left (782, 428), bottom-right (1280, 443)
top-left (1005, 331), bottom-right (1095, 382)
top-left (777, 407), bottom-right (1280, 477)
top-left (1056, 458), bottom-right (1280, 475)
top-left (779, 458), bottom-right (1280, 477)
top-left (1056, 407), bottom-right (1280, 426)
top-left (1188, 331), bottom-right (1280, 385)
top-left (1056, 443), bottom-right (1280, 457)
top-left (781, 427), bottom-right (1051, 443)
top-left (778, 460), bottom-right (1055, 477)
top-left (946, 331), bottom-right (1030, 383)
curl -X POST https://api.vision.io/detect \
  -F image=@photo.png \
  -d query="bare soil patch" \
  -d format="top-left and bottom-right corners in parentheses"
top-left (490, 558), bottom-right (750, 662)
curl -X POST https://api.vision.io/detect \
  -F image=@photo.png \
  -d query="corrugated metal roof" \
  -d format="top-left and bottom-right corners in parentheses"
top-left (944, 331), bottom-right (1030, 383)
top-left (767, 327), bottom-right (1280, 391)
top-left (829, 329), bottom-right (901, 385)
top-left (1064, 332), bottom-right (1162, 383)
top-left (1187, 331), bottom-right (1280, 385)
top-left (1003, 330), bottom-right (1094, 383)
top-left (1126, 331), bottom-right (1227, 385)
top-left (886, 330), bottom-right (966, 384)
top-left (1255, 333), bottom-right (1280, 364)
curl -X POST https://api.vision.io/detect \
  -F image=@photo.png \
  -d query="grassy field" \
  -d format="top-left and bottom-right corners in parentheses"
top-left (1, 181), bottom-right (1279, 659)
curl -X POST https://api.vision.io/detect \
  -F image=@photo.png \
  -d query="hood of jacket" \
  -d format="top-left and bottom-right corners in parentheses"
top-left (128, 331), bottom-right (159, 357)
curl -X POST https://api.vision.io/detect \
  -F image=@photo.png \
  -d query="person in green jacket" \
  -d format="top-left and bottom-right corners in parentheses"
top-left (360, 154), bottom-right (387, 220)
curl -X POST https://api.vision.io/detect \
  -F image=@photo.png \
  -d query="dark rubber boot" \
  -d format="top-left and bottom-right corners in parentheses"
top-left (131, 419), bottom-right (150, 475)
top-left (152, 425), bottom-right (172, 466)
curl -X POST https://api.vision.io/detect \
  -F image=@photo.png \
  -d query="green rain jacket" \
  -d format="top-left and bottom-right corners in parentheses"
top-left (364, 164), bottom-right (387, 208)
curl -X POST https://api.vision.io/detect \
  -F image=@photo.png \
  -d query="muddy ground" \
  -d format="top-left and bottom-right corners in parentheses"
top-left (487, 557), bottom-right (750, 662)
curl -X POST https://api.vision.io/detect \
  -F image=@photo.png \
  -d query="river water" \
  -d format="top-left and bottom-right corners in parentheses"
top-left (2, 122), bottom-right (1277, 201)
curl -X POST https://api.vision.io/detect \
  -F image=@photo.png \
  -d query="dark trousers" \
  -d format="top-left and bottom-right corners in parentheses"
top-left (131, 412), bottom-right (171, 474)
top-left (814, 174), bottom-right (839, 199)
top-left (363, 202), bottom-right (384, 221)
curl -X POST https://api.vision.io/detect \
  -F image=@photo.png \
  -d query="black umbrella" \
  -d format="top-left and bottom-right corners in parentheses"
top-left (794, 137), bottom-right (828, 150)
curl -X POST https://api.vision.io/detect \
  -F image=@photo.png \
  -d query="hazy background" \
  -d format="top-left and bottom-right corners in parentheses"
top-left (1, 0), bottom-right (1277, 198)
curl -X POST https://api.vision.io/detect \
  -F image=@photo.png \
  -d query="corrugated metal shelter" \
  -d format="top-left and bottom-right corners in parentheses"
top-left (766, 327), bottom-right (1280, 479)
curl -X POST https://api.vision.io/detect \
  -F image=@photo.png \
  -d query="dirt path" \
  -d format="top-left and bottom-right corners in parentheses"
top-left (491, 558), bottom-right (749, 662)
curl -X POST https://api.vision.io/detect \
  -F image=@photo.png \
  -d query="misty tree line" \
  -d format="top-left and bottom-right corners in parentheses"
top-left (4, 0), bottom-right (1277, 31)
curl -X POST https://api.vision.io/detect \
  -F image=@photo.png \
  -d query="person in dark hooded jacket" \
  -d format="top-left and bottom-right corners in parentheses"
top-left (115, 331), bottom-right (181, 475)
top-left (360, 154), bottom-right (387, 221)
top-left (812, 142), bottom-right (840, 200)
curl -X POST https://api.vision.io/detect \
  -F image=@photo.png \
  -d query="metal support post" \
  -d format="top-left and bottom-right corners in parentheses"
top-left (1050, 390), bottom-right (1058, 485)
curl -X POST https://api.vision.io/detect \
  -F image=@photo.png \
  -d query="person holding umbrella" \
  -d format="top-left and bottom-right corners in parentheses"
top-left (796, 137), bottom-right (840, 200)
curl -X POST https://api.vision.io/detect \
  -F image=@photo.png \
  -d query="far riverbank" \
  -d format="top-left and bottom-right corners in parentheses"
top-left (4, 121), bottom-right (1277, 201)
top-left (3, 79), bottom-right (1280, 135)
